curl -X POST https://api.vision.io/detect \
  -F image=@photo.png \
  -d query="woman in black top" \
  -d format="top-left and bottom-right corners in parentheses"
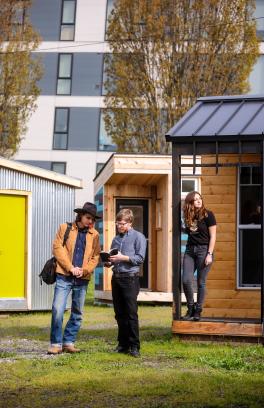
top-left (182, 191), bottom-right (216, 321)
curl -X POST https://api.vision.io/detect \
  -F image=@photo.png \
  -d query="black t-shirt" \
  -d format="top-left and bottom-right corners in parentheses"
top-left (186, 210), bottom-right (216, 246)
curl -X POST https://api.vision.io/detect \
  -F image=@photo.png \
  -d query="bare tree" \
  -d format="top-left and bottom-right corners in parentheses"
top-left (104, 0), bottom-right (259, 153)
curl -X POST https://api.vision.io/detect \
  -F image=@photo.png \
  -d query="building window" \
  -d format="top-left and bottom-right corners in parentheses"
top-left (101, 54), bottom-right (109, 96)
top-left (53, 108), bottom-right (69, 149)
top-left (105, 0), bottom-right (114, 38)
top-left (248, 55), bottom-right (264, 95)
top-left (57, 54), bottom-right (73, 95)
top-left (238, 166), bottom-right (261, 287)
top-left (96, 163), bottom-right (105, 175)
top-left (254, 0), bottom-right (264, 40)
top-left (51, 162), bottom-right (66, 174)
top-left (181, 179), bottom-right (198, 195)
top-left (60, 0), bottom-right (76, 41)
top-left (98, 110), bottom-right (116, 151)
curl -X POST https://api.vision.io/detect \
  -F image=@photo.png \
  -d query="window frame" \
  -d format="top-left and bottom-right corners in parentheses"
top-left (56, 53), bottom-right (73, 95)
top-left (60, 0), bottom-right (77, 41)
top-left (237, 165), bottom-right (261, 289)
top-left (52, 107), bottom-right (70, 150)
top-left (51, 162), bottom-right (67, 174)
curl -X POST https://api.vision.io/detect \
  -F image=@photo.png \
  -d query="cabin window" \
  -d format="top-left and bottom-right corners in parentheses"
top-left (238, 166), bottom-right (261, 287)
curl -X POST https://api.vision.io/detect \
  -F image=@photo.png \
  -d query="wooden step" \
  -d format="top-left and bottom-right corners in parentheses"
top-left (172, 320), bottom-right (262, 338)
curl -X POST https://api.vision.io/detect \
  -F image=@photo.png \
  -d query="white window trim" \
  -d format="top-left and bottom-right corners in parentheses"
top-left (236, 167), bottom-right (261, 290)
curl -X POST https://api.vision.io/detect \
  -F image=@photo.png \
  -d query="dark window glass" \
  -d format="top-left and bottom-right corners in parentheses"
top-left (51, 162), bottom-right (66, 174)
top-left (57, 54), bottom-right (72, 95)
top-left (240, 166), bottom-right (261, 224)
top-left (239, 165), bottom-right (261, 287)
top-left (239, 229), bottom-right (261, 286)
top-left (182, 179), bottom-right (195, 193)
top-left (60, 0), bottom-right (76, 41)
top-left (53, 108), bottom-right (69, 150)
top-left (252, 166), bottom-right (261, 184)
top-left (240, 186), bottom-right (261, 224)
top-left (240, 166), bottom-right (250, 184)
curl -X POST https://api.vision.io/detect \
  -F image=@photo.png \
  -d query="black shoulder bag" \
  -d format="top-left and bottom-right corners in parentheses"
top-left (39, 223), bottom-right (72, 285)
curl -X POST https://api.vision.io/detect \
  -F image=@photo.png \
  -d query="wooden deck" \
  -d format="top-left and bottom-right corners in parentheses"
top-left (172, 319), bottom-right (263, 339)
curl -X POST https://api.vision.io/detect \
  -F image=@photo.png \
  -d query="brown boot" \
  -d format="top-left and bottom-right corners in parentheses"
top-left (47, 345), bottom-right (62, 355)
top-left (62, 344), bottom-right (81, 353)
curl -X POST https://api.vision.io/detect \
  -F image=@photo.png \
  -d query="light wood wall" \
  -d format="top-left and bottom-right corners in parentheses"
top-left (156, 175), bottom-right (172, 292)
top-left (201, 155), bottom-right (261, 319)
top-left (102, 176), bottom-right (171, 293)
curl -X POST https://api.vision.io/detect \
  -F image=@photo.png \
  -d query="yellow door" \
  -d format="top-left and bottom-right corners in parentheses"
top-left (0, 194), bottom-right (26, 297)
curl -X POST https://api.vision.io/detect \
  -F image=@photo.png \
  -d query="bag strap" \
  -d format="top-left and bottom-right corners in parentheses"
top-left (62, 222), bottom-right (72, 247)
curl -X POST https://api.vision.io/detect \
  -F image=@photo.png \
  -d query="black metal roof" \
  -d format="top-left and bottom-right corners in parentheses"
top-left (166, 94), bottom-right (264, 143)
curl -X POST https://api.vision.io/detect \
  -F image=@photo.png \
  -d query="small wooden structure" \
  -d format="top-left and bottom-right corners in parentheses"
top-left (94, 153), bottom-right (200, 303)
top-left (166, 94), bottom-right (264, 341)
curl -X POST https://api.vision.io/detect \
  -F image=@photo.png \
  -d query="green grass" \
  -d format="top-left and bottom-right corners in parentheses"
top-left (0, 280), bottom-right (263, 408)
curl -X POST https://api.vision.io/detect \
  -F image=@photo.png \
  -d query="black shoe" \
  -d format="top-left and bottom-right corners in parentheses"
top-left (114, 345), bottom-right (129, 354)
top-left (182, 304), bottom-right (195, 321)
top-left (193, 305), bottom-right (202, 321)
top-left (130, 347), bottom-right (140, 358)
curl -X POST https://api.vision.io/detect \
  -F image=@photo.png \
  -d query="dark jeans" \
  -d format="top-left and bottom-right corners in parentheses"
top-left (111, 274), bottom-right (140, 350)
top-left (182, 244), bottom-right (212, 308)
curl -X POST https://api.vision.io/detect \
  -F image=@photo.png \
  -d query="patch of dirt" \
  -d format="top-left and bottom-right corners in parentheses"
top-left (0, 338), bottom-right (54, 361)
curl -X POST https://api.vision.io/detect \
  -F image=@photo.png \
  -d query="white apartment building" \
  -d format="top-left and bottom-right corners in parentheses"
top-left (14, 0), bottom-right (264, 205)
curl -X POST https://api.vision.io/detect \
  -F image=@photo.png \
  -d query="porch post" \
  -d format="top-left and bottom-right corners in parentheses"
top-left (172, 144), bottom-right (181, 320)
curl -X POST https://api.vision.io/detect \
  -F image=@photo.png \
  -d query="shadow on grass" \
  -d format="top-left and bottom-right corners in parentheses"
top-left (0, 324), bottom-right (172, 345)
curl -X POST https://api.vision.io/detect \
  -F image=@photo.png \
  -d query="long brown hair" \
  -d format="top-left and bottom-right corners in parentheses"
top-left (183, 191), bottom-right (207, 228)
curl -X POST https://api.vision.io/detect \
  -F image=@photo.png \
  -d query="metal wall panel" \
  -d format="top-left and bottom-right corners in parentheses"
top-left (0, 167), bottom-right (76, 310)
top-left (29, 0), bottom-right (61, 41)
top-left (36, 53), bottom-right (58, 96)
top-left (68, 107), bottom-right (100, 150)
top-left (72, 53), bottom-right (103, 96)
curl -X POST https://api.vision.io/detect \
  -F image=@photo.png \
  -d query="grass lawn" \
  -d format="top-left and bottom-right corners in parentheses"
top-left (0, 280), bottom-right (263, 408)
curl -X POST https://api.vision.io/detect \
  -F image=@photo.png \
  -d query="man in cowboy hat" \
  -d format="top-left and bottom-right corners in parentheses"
top-left (48, 202), bottom-right (101, 355)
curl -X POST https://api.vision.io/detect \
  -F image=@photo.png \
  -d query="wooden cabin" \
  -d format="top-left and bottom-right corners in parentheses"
top-left (166, 94), bottom-right (264, 341)
top-left (93, 153), bottom-right (201, 303)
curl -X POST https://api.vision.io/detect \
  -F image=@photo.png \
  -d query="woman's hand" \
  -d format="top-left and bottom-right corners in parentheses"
top-left (205, 254), bottom-right (213, 266)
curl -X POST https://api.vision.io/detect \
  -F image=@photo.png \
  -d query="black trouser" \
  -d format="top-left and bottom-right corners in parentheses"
top-left (182, 244), bottom-right (212, 308)
top-left (111, 274), bottom-right (140, 349)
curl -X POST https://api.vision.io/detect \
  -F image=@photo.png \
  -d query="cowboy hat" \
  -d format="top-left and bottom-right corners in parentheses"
top-left (74, 202), bottom-right (101, 219)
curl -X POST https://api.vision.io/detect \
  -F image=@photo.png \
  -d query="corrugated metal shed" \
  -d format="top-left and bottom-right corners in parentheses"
top-left (166, 94), bottom-right (264, 142)
top-left (0, 157), bottom-right (82, 311)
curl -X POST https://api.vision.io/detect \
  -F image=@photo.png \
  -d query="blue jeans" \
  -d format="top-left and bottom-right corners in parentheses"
top-left (50, 274), bottom-right (88, 346)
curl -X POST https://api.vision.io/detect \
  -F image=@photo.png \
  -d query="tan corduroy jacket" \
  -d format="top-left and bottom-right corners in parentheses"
top-left (52, 222), bottom-right (100, 280)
